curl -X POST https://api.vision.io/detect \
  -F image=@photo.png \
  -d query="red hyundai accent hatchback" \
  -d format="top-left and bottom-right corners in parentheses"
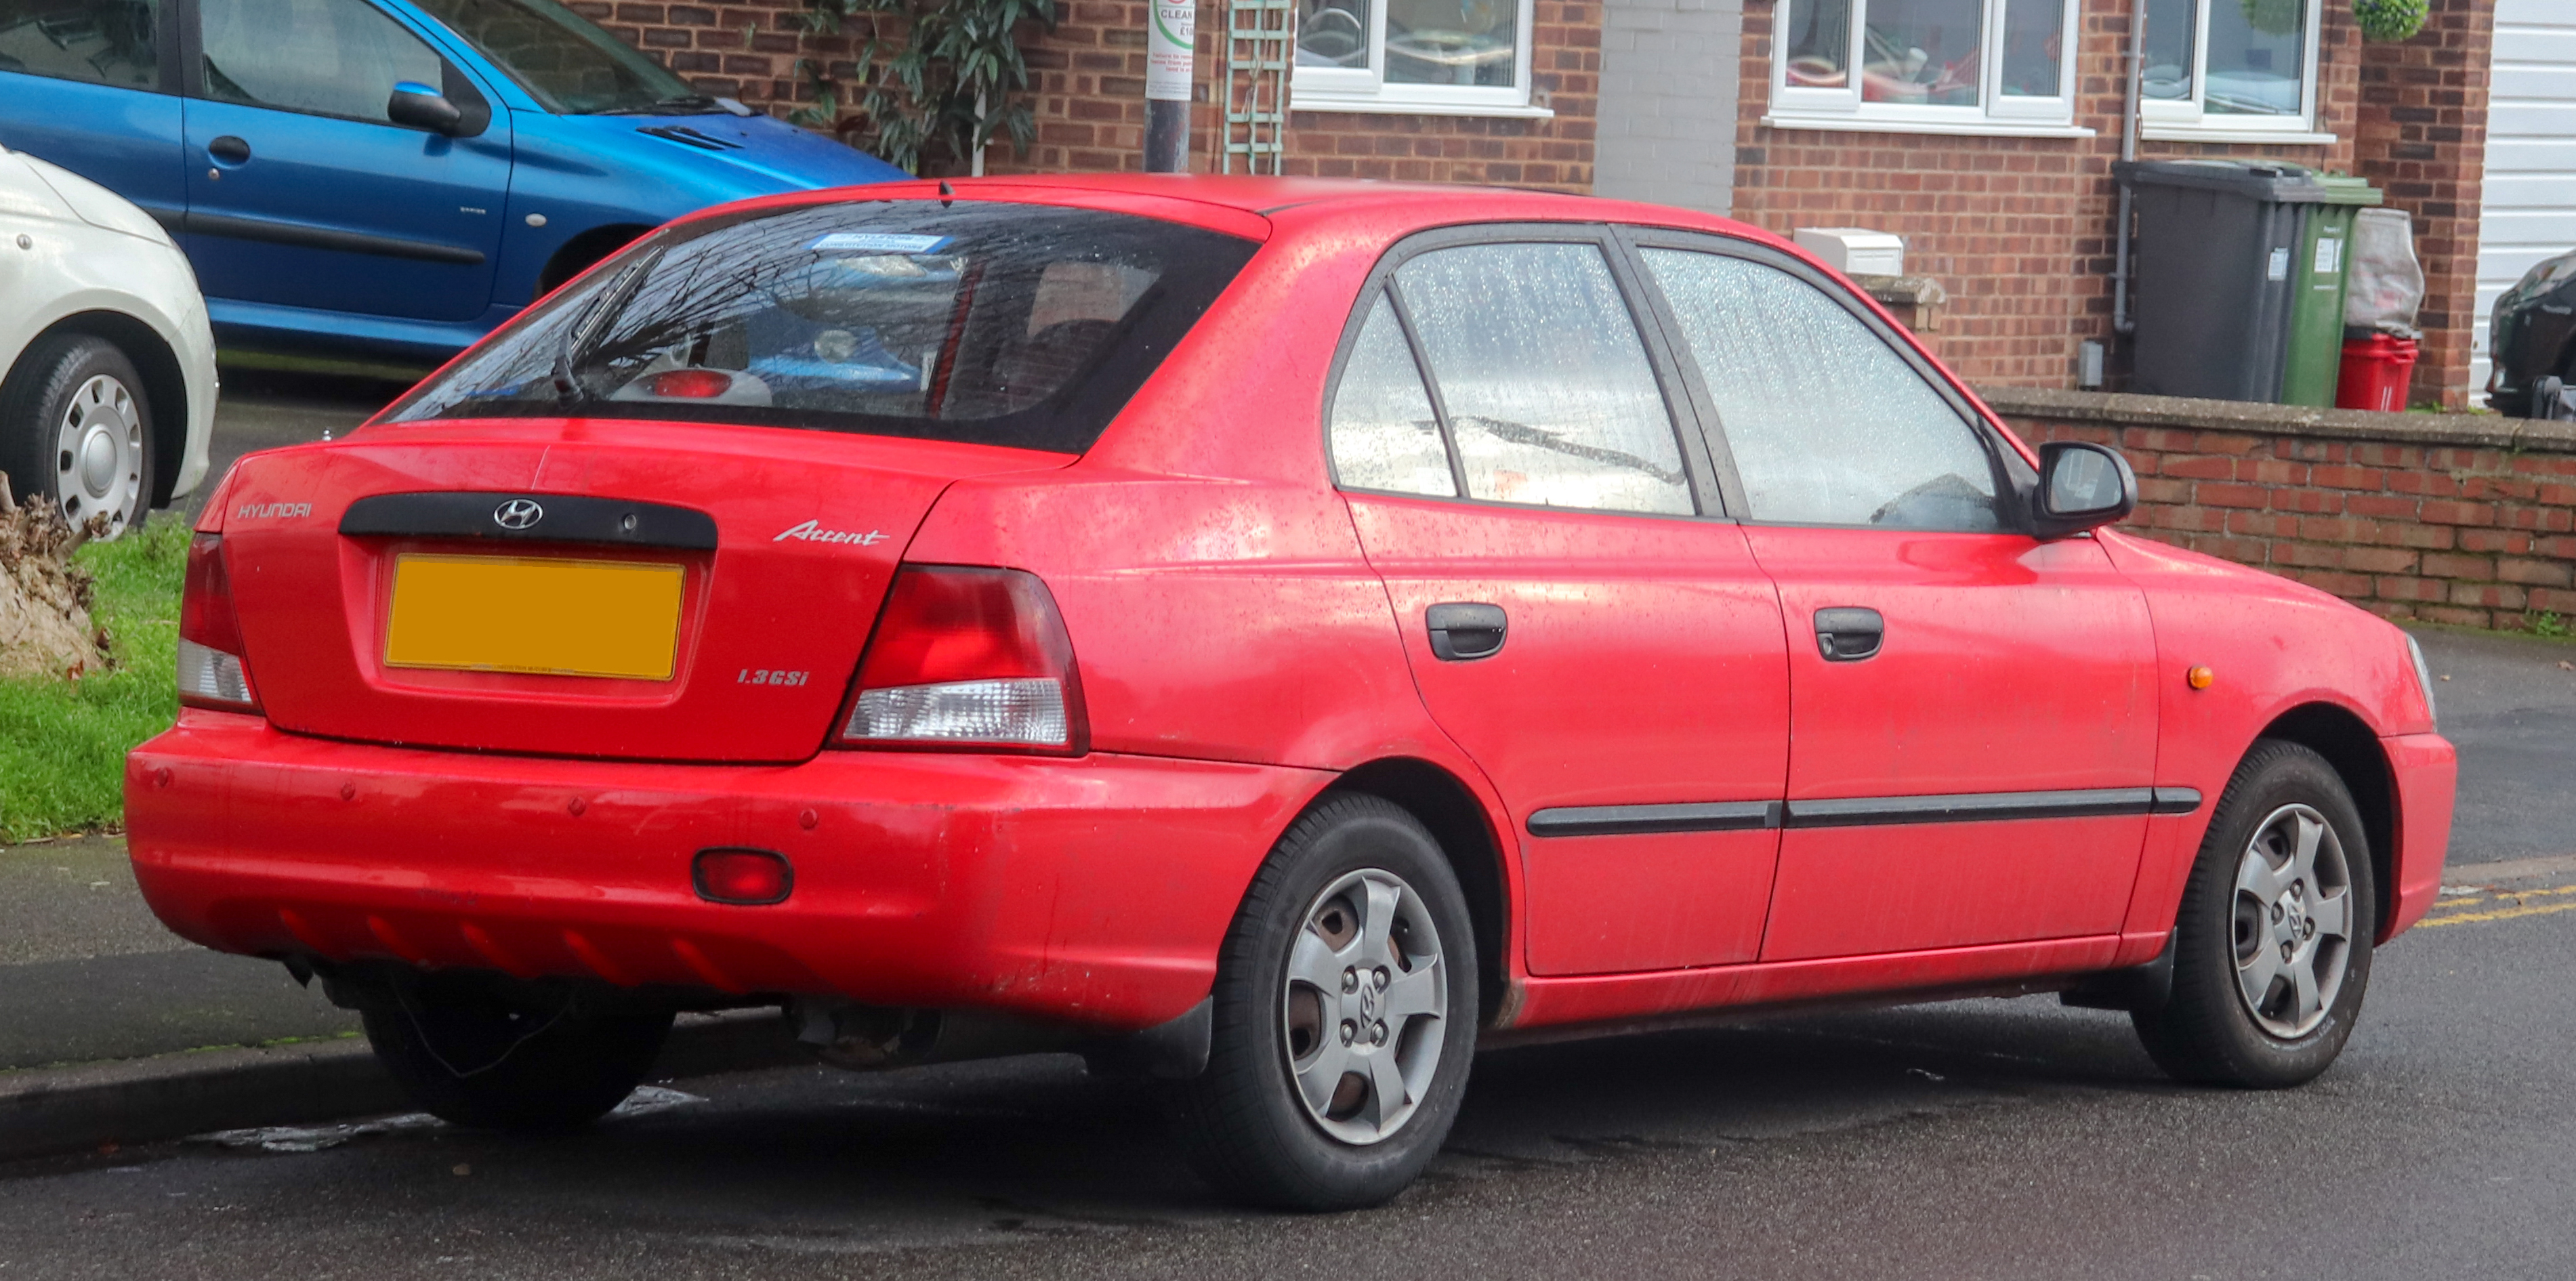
top-left (129, 177), bottom-right (2455, 1209)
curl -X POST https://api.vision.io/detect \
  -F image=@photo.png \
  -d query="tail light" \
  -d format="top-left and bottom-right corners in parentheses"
top-left (833, 566), bottom-right (1087, 755)
top-left (648, 369), bottom-right (734, 398)
top-left (176, 533), bottom-right (260, 713)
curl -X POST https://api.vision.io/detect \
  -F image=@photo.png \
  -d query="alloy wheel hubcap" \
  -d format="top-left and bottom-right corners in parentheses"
top-left (53, 374), bottom-right (143, 534)
top-left (1281, 868), bottom-right (1447, 1145)
top-left (2230, 803), bottom-right (2354, 1039)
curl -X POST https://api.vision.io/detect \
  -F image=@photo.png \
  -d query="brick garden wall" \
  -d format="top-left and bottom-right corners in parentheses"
top-left (1732, 1), bottom-right (2493, 406)
top-left (1991, 387), bottom-right (2576, 630)
top-left (576, 0), bottom-right (1598, 189)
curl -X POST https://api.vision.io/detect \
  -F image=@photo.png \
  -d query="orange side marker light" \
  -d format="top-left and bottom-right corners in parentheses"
top-left (2186, 665), bottom-right (2216, 690)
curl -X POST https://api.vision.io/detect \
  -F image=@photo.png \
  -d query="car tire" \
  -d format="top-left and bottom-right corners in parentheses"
top-left (358, 974), bottom-right (673, 1133)
top-left (1167, 793), bottom-right (1479, 1211)
top-left (0, 332), bottom-right (155, 538)
top-left (2132, 739), bottom-right (2376, 1088)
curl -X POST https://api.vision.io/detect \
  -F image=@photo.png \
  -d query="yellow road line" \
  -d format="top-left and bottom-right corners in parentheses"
top-left (2456, 884), bottom-right (2576, 899)
top-left (2415, 900), bottom-right (2576, 929)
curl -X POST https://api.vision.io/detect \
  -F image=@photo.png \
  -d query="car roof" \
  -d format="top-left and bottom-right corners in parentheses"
top-left (757, 173), bottom-right (1791, 253)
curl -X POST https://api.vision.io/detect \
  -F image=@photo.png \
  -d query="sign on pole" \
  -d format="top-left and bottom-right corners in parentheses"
top-left (1145, 0), bottom-right (1194, 171)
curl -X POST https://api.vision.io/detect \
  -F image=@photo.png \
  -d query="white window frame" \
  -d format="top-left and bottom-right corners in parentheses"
top-left (1289, 0), bottom-right (1548, 117)
top-left (1765, 0), bottom-right (2092, 138)
top-left (2138, 0), bottom-right (2331, 144)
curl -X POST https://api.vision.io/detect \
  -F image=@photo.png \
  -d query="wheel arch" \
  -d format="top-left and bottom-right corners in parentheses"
top-left (1326, 757), bottom-right (1512, 1028)
top-left (24, 310), bottom-right (189, 508)
top-left (2255, 702), bottom-right (2397, 938)
top-left (537, 224), bottom-right (653, 299)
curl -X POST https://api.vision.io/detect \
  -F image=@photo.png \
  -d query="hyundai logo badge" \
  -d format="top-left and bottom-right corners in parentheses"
top-left (493, 498), bottom-right (545, 530)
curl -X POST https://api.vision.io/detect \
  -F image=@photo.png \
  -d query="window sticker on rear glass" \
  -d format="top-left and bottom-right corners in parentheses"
top-left (808, 232), bottom-right (953, 254)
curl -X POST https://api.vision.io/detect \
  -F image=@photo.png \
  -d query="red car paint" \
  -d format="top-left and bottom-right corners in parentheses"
top-left (127, 176), bottom-right (2455, 1043)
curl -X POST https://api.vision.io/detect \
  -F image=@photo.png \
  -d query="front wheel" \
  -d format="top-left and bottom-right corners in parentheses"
top-left (2133, 740), bottom-right (2376, 1087)
top-left (1167, 793), bottom-right (1479, 1211)
top-left (359, 973), bottom-right (673, 1133)
top-left (0, 333), bottom-right (154, 538)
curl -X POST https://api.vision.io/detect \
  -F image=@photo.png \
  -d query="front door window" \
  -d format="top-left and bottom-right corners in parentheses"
top-left (1640, 246), bottom-right (2003, 530)
top-left (199, 0), bottom-right (441, 123)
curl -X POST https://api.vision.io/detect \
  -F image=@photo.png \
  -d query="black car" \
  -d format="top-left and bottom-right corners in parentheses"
top-left (2491, 249), bottom-right (2576, 418)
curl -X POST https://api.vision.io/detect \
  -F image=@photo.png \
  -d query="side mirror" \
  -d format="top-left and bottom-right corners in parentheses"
top-left (2032, 440), bottom-right (2137, 539)
top-left (388, 81), bottom-right (464, 134)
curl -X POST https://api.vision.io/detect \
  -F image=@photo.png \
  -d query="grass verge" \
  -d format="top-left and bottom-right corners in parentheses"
top-left (0, 518), bottom-right (188, 842)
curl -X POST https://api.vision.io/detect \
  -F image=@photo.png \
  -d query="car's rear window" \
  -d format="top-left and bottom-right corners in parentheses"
top-left (382, 201), bottom-right (1262, 453)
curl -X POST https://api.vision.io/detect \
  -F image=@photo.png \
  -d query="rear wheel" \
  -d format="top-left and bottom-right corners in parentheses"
top-left (1168, 793), bottom-right (1478, 1211)
top-left (2133, 740), bottom-right (2375, 1087)
top-left (0, 333), bottom-right (155, 538)
top-left (358, 973), bottom-right (673, 1133)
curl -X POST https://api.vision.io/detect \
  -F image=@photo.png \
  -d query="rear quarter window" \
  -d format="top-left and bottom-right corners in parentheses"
top-left (383, 201), bottom-right (1261, 455)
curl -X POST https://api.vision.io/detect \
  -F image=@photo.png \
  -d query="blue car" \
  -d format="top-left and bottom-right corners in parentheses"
top-left (0, 0), bottom-right (905, 358)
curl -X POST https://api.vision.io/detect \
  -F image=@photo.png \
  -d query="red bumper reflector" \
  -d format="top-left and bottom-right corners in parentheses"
top-left (692, 847), bottom-right (793, 905)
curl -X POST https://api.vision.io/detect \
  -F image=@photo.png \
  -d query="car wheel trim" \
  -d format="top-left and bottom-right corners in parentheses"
top-left (2230, 802), bottom-right (2354, 1040)
top-left (1281, 866), bottom-right (1447, 1146)
top-left (54, 372), bottom-right (144, 533)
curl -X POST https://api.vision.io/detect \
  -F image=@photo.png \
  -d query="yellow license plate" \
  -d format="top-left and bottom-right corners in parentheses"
top-left (386, 555), bottom-right (684, 681)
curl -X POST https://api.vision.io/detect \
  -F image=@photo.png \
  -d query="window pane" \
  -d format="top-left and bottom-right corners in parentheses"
top-left (1861, 0), bottom-right (1981, 107)
top-left (200, 0), bottom-right (442, 122)
top-left (1641, 249), bottom-right (2001, 531)
top-left (1395, 243), bottom-right (1691, 515)
top-left (1783, 0), bottom-right (1850, 88)
top-left (2142, 0), bottom-right (2193, 102)
top-left (1296, 0), bottom-right (1368, 68)
top-left (1330, 292), bottom-right (1455, 497)
top-left (385, 201), bottom-right (1259, 455)
top-left (1386, 0), bottom-right (1515, 87)
top-left (2207, 0), bottom-right (2304, 117)
top-left (0, 0), bottom-right (159, 89)
top-left (1998, 0), bottom-right (2062, 97)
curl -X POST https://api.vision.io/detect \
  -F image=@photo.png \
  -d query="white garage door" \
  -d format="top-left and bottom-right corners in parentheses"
top-left (2474, 0), bottom-right (2576, 402)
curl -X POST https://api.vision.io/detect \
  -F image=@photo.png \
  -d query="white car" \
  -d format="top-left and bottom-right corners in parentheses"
top-left (0, 142), bottom-right (215, 537)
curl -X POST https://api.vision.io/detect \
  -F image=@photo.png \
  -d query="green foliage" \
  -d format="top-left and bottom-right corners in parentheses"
top-left (2526, 610), bottom-right (2574, 640)
top-left (791, 0), bottom-right (1059, 174)
top-left (2241, 0), bottom-right (2302, 37)
top-left (2350, 0), bottom-right (2428, 43)
top-left (0, 518), bottom-right (186, 842)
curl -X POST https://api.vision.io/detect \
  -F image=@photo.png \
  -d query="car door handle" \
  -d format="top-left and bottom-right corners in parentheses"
top-left (1426, 602), bottom-right (1508, 661)
top-left (1814, 607), bottom-right (1884, 662)
top-left (208, 135), bottom-right (252, 164)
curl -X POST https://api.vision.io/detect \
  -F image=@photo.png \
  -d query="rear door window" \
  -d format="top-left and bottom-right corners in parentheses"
top-left (1327, 291), bottom-right (1455, 497)
top-left (0, 0), bottom-right (162, 89)
top-left (383, 201), bottom-right (1261, 454)
top-left (1330, 239), bottom-right (1694, 516)
top-left (1638, 247), bottom-right (2005, 531)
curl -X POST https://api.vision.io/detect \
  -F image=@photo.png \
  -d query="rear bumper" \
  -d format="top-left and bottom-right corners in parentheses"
top-left (2382, 731), bottom-right (2457, 941)
top-left (126, 711), bottom-right (1327, 1031)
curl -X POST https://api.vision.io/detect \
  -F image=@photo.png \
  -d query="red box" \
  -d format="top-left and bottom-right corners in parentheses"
top-left (2337, 333), bottom-right (2420, 413)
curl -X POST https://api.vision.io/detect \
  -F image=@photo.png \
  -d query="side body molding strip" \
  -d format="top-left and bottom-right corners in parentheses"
top-left (1526, 786), bottom-right (2205, 839)
top-left (1526, 801), bottom-right (1783, 838)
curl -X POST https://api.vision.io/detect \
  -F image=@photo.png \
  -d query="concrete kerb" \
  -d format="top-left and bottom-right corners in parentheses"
top-left (0, 1007), bottom-right (808, 1163)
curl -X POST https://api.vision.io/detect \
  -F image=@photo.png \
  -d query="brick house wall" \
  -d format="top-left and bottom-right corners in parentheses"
top-left (2350, 0), bottom-right (2494, 411)
top-left (578, 0), bottom-right (1599, 190)
top-left (1993, 387), bottom-right (2576, 631)
top-left (1730, 1), bottom-right (2493, 405)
